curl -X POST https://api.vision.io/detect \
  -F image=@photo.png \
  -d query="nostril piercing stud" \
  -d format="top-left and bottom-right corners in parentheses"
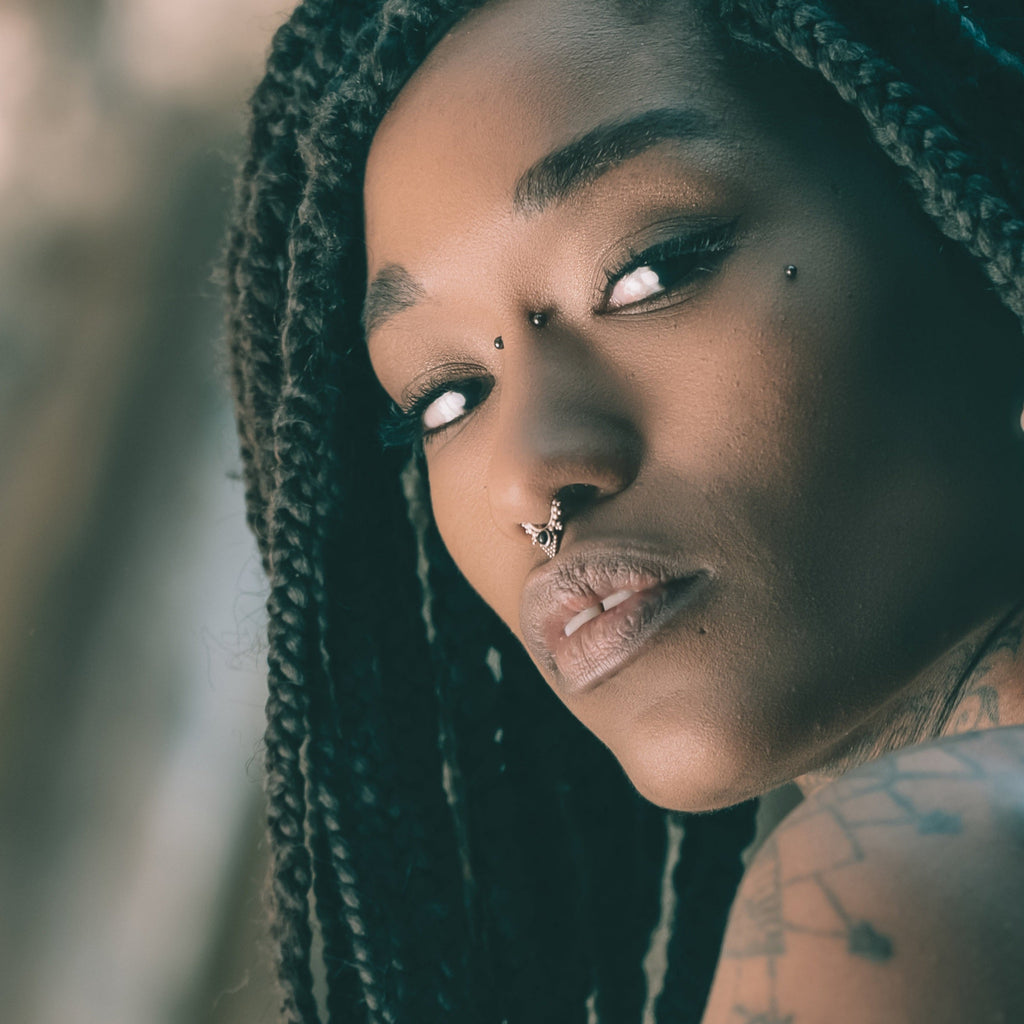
top-left (493, 336), bottom-right (504, 349)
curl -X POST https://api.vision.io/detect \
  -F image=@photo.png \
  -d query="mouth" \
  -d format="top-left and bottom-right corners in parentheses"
top-left (520, 548), bottom-right (710, 696)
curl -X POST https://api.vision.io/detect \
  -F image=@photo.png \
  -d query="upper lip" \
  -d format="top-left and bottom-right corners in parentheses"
top-left (520, 543), bottom-right (707, 671)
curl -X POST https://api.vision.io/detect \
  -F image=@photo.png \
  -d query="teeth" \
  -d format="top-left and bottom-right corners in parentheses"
top-left (564, 604), bottom-right (601, 637)
top-left (563, 589), bottom-right (638, 637)
top-left (601, 589), bottom-right (635, 611)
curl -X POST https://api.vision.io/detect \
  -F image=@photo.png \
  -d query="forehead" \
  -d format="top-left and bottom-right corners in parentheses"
top-left (363, 0), bottom-right (724, 264)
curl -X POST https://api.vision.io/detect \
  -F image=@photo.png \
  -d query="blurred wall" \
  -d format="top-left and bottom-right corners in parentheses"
top-left (0, 1), bottom-right (292, 1021)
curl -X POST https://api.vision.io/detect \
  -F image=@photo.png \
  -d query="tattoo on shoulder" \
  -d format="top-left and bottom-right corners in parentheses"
top-left (720, 731), bottom-right (1024, 1022)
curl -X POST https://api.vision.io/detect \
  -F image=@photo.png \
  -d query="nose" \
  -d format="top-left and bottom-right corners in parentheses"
top-left (487, 328), bottom-right (642, 543)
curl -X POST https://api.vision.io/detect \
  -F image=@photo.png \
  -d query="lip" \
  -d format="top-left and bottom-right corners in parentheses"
top-left (520, 546), bottom-right (710, 696)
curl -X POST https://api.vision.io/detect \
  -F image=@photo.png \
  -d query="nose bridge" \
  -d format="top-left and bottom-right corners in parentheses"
top-left (487, 329), bottom-right (642, 532)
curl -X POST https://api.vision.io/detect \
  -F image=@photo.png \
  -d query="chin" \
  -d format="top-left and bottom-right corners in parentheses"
top-left (610, 716), bottom-right (781, 813)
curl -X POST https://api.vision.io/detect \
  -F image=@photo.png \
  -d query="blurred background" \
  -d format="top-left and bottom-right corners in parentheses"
top-left (0, 1), bottom-right (292, 1020)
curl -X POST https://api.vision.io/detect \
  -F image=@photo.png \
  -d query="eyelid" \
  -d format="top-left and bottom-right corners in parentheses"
top-left (596, 218), bottom-right (739, 313)
top-left (417, 378), bottom-right (492, 443)
top-left (380, 362), bottom-right (492, 450)
top-left (394, 361), bottom-right (467, 410)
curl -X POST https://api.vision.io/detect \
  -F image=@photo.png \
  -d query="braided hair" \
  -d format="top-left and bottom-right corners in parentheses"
top-left (224, 1), bottom-right (1024, 1021)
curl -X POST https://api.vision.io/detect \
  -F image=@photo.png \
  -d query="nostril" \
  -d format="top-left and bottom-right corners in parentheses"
top-left (555, 483), bottom-right (602, 518)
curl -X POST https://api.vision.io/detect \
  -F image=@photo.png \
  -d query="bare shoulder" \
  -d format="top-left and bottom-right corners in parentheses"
top-left (702, 727), bottom-right (1024, 1024)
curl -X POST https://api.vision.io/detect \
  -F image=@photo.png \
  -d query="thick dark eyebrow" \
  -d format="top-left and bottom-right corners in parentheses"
top-left (362, 262), bottom-right (426, 336)
top-left (513, 106), bottom-right (716, 216)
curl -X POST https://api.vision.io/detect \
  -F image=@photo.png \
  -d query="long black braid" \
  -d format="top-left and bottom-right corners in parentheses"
top-left (224, 1), bottom-right (1024, 1022)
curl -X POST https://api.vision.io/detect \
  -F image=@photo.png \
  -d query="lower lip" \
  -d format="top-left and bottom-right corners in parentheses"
top-left (551, 576), bottom-right (707, 695)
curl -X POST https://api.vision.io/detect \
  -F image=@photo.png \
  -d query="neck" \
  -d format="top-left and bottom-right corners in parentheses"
top-left (795, 599), bottom-right (1024, 797)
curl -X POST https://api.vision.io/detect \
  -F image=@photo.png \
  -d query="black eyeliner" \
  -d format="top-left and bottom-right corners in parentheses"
top-left (601, 219), bottom-right (738, 309)
top-left (379, 371), bottom-right (492, 449)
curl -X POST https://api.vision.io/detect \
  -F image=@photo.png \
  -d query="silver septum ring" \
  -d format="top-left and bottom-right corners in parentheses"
top-left (520, 498), bottom-right (564, 559)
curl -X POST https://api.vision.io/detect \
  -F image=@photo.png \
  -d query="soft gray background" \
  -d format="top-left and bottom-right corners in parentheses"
top-left (0, 1), bottom-right (291, 1020)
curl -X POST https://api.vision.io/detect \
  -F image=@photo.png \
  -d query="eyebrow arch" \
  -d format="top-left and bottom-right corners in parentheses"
top-left (362, 262), bottom-right (426, 336)
top-left (513, 106), bottom-right (716, 216)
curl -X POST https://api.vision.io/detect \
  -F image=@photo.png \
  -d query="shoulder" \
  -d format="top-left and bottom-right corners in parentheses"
top-left (702, 727), bottom-right (1024, 1024)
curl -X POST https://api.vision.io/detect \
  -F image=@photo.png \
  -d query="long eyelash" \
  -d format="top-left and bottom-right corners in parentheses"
top-left (379, 400), bottom-right (424, 451)
top-left (604, 221), bottom-right (738, 291)
top-left (378, 373), bottom-right (491, 450)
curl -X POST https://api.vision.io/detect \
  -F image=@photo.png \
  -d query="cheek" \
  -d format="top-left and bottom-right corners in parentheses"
top-left (635, 260), bottom-right (842, 506)
top-left (427, 454), bottom-right (525, 628)
top-left (639, 178), bottom-right (953, 513)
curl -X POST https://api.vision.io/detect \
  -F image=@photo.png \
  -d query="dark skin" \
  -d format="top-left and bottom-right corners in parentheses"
top-left (364, 0), bottom-right (1024, 1017)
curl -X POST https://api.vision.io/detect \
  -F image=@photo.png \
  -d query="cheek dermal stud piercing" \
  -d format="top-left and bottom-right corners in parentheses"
top-left (784, 264), bottom-right (798, 280)
top-left (520, 498), bottom-right (564, 559)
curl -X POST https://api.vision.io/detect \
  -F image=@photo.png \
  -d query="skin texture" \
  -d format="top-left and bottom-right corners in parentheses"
top-left (363, 0), bottom-right (1024, 818)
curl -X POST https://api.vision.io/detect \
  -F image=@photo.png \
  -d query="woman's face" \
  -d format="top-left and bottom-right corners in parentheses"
top-left (364, 0), bottom-right (1024, 809)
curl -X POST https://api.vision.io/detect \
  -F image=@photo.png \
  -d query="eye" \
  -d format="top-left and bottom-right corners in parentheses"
top-left (379, 372), bottom-right (492, 450)
top-left (422, 389), bottom-right (470, 430)
top-left (601, 223), bottom-right (737, 313)
top-left (608, 265), bottom-right (666, 308)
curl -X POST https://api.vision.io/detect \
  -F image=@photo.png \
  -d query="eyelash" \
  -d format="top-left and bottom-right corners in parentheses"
top-left (379, 373), bottom-right (493, 450)
top-left (600, 221), bottom-right (738, 312)
top-left (378, 221), bottom-right (739, 449)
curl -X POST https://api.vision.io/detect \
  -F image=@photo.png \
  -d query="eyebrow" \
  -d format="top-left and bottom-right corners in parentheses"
top-left (363, 106), bottom-right (716, 336)
top-left (362, 262), bottom-right (426, 336)
top-left (512, 106), bottom-right (716, 215)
